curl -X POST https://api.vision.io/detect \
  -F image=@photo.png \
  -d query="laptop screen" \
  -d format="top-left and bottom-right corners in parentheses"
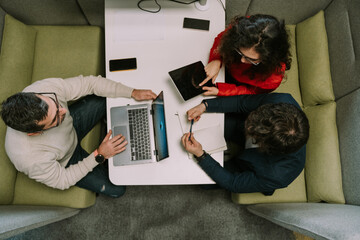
top-left (152, 91), bottom-right (169, 161)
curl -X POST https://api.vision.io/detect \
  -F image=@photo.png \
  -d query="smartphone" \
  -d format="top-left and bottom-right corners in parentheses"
top-left (183, 17), bottom-right (210, 31)
top-left (109, 58), bottom-right (137, 72)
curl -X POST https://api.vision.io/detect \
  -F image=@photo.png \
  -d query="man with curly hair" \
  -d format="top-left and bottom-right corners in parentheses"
top-left (182, 93), bottom-right (309, 195)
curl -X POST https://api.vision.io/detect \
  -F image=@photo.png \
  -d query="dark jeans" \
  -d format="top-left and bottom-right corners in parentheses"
top-left (66, 95), bottom-right (126, 198)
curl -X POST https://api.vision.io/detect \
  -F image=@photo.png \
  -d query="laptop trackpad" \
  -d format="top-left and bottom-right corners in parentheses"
top-left (112, 125), bottom-right (131, 166)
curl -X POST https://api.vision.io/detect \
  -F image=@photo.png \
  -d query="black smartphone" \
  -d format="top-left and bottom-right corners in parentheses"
top-left (183, 17), bottom-right (210, 31)
top-left (109, 58), bottom-right (137, 72)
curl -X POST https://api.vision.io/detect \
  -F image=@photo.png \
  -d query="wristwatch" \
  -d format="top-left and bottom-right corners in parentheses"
top-left (195, 150), bottom-right (208, 163)
top-left (201, 100), bottom-right (208, 110)
top-left (94, 149), bottom-right (106, 164)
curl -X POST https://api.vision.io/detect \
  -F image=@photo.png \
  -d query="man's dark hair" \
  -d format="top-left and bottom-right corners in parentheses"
top-left (245, 103), bottom-right (309, 155)
top-left (1, 92), bottom-right (48, 133)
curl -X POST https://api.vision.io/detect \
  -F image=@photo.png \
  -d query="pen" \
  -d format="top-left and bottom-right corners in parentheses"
top-left (189, 119), bottom-right (194, 140)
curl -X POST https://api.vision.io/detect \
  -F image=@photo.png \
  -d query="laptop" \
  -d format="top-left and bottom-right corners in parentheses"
top-left (110, 91), bottom-right (169, 166)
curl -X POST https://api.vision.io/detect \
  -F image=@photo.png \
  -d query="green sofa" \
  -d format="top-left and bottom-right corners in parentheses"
top-left (231, 10), bottom-right (344, 205)
top-left (0, 15), bottom-right (104, 209)
top-left (0, 0), bottom-right (359, 239)
top-left (226, 0), bottom-right (360, 239)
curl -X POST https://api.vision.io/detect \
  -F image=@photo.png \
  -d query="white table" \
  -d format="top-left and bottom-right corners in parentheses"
top-left (105, 0), bottom-right (226, 185)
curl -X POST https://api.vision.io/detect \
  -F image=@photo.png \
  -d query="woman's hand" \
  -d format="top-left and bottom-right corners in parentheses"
top-left (181, 133), bottom-right (204, 157)
top-left (199, 60), bottom-right (222, 86)
top-left (202, 86), bottom-right (219, 96)
top-left (187, 103), bottom-right (206, 121)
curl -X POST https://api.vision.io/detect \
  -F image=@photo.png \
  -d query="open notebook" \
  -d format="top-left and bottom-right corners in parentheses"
top-left (176, 112), bottom-right (227, 158)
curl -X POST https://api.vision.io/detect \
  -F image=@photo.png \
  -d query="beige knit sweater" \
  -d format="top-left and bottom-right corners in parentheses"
top-left (5, 75), bottom-right (133, 190)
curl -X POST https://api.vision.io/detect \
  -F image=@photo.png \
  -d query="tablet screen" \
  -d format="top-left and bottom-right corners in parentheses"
top-left (168, 61), bottom-right (214, 101)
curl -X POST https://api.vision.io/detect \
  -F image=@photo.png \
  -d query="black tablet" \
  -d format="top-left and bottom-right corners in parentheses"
top-left (168, 61), bottom-right (215, 101)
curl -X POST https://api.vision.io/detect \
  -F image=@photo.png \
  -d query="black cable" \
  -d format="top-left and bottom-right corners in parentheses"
top-left (137, 0), bottom-right (225, 13)
top-left (168, 0), bottom-right (198, 4)
top-left (137, 0), bottom-right (199, 13)
top-left (137, 0), bottom-right (161, 13)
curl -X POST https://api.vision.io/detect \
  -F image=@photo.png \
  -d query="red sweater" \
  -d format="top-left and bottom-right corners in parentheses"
top-left (209, 29), bottom-right (286, 96)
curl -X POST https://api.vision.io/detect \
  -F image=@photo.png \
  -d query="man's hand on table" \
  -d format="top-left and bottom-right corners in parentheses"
top-left (181, 133), bottom-right (204, 157)
top-left (187, 103), bottom-right (206, 122)
top-left (98, 130), bottom-right (128, 159)
top-left (131, 89), bottom-right (157, 101)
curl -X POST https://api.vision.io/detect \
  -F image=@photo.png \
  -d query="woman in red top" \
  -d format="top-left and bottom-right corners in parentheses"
top-left (200, 14), bottom-right (292, 96)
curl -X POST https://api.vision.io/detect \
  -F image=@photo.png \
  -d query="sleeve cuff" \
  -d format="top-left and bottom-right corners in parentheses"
top-left (216, 82), bottom-right (230, 96)
top-left (195, 151), bottom-right (208, 163)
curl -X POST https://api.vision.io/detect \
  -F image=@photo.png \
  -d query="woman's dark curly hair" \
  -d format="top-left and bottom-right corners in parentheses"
top-left (219, 14), bottom-right (292, 81)
top-left (245, 103), bottom-right (309, 156)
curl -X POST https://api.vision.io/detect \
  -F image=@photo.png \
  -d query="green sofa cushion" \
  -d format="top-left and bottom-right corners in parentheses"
top-left (81, 122), bottom-right (102, 153)
top-left (0, 15), bottom-right (37, 204)
top-left (12, 173), bottom-right (95, 208)
top-left (303, 102), bottom-right (344, 203)
top-left (31, 25), bottom-right (104, 82)
top-left (274, 25), bottom-right (303, 107)
top-left (0, 15), bottom-right (36, 90)
top-left (296, 10), bottom-right (335, 107)
top-left (232, 170), bottom-right (307, 204)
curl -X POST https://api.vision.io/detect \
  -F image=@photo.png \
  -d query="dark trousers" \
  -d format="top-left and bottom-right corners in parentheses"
top-left (66, 95), bottom-right (126, 198)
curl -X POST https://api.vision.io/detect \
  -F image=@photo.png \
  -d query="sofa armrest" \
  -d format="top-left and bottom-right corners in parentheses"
top-left (247, 203), bottom-right (360, 240)
top-left (0, 205), bottom-right (79, 239)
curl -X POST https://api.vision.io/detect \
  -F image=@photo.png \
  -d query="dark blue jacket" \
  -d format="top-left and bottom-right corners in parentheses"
top-left (199, 93), bottom-right (306, 194)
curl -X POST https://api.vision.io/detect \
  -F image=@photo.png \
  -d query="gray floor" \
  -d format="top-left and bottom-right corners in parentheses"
top-left (8, 185), bottom-right (294, 240)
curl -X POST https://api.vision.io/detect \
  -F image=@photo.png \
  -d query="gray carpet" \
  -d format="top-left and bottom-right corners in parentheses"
top-left (8, 185), bottom-right (294, 240)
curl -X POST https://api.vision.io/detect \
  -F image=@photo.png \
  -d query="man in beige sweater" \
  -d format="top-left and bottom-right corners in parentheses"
top-left (1, 75), bottom-right (157, 197)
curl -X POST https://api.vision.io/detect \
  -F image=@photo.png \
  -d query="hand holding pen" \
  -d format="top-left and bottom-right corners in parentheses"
top-left (187, 103), bottom-right (206, 122)
top-left (181, 132), bottom-right (204, 157)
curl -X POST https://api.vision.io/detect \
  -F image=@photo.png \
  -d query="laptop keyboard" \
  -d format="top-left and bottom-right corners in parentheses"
top-left (128, 108), bottom-right (152, 161)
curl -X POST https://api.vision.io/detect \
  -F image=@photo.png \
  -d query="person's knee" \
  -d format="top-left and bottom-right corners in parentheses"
top-left (81, 95), bottom-right (106, 112)
top-left (100, 184), bottom-right (126, 198)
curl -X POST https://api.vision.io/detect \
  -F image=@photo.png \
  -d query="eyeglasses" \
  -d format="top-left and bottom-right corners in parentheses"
top-left (36, 92), bottom-right (60, 130)
top-left (234, 48), bottom-right (261, 66)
